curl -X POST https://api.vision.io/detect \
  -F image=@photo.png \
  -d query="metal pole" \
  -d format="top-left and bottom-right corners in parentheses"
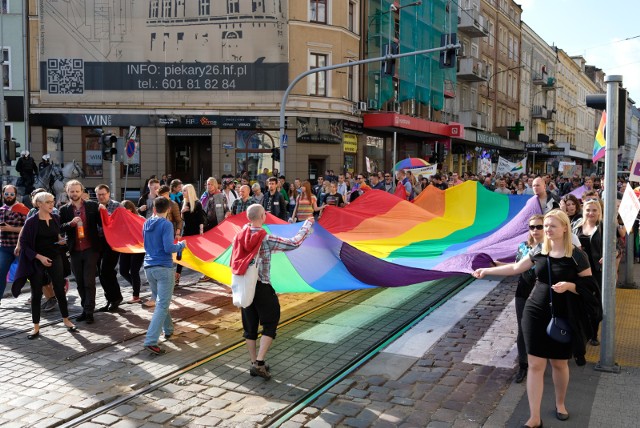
top-left (22, 0), bottom-right (29, 151)
top-left (278, 44), bottom-right (459, 176)
top-left (392, 131), bottom-right (397, 175)
top-left (624, 230), bottom-right (634, 288)
top-left (110, 137), bottom-right (117, 196)
top-left (0, 15), bottom-right (6, 187)
top-left (596, 74), bottom-right (622, 373)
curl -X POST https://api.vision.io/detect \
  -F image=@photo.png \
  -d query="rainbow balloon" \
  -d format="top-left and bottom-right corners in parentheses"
top-left (101, 181), bottom-right (541, 293)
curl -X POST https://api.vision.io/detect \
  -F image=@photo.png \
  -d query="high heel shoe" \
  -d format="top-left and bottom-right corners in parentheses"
top-left (66, 325), bottom-right (78, 333)
top-left (27, 331), bottom-right (40, 340)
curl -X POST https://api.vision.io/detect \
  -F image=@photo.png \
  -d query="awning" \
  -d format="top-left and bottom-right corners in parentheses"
top-left (165, 128), bottom-right (212, 137)
top-left (363, 112), bottom-right (464, 139)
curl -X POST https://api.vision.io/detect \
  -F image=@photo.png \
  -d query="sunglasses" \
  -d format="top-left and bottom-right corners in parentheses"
top-left (4, 192), bottom-right (15, 197)
top-left (385, 175), bottom-right (391, 178)
top-left (529, 225), bottom-right (544, 231)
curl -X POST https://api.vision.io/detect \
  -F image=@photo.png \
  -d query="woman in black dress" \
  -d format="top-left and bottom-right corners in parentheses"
top-left (474, 209), bottom-right (594, 428)
top-left (14, 192), bottom-right (77, 338)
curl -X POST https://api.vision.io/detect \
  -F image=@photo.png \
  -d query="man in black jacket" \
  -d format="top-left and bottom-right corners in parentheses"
top-left (60, 180), bottom-right (103, 324)
top-left (262, 177), bottom-right (287, 221)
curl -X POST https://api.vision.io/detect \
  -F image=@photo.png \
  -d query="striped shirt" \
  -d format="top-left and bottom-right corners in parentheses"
top-left (252, 219), bottom-right (313, 284)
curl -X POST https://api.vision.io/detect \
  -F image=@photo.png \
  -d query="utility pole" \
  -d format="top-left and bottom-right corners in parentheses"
top-left (0, 15), bottom-right (5, 186)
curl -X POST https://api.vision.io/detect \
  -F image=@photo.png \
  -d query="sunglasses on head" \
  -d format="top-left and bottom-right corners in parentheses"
top-left (529, 224), bottom-right (544, 231)
top-left (4, 192), bottom-right (15, 197)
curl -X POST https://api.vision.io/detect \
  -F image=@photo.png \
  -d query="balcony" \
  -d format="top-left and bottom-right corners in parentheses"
top-left (458, 9), bottom-right (489, 38)
top-left (457, 110), bottom-right (488, 130)
top-left (457, 57), bottom-right (488, 82)
top-left (532, 105), bottom-right (555, 121)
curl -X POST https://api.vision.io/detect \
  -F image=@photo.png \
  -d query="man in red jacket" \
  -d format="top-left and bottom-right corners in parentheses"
top-left (231, 204), bottom-right (314, 379)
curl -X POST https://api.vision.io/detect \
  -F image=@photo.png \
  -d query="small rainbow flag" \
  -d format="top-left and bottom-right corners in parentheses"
top-left (592, 111), bottom-right (606, 163)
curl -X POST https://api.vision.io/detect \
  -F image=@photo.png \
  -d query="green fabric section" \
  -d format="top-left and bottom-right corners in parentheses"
top-left (215, 246), bottom-right (232, 266)
top-left (386, 188), bottom-right (510, 259)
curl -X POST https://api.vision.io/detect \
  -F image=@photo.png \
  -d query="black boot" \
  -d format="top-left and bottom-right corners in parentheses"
top-left (515, 366), bottom-right (527, 383)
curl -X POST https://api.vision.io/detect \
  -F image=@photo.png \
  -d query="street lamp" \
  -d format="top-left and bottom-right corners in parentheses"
top-left (485, 65), bottom-right (524, 98)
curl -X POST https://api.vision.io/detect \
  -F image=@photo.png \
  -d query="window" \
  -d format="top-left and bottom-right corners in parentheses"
top-left (235, 131), bottom-right (279, 180)
top-left (347, 60), bottom-right (354, 100)
top-left (162, 0), bottom-right (172, 17)
top-left (44, 128), bottom-right (64, 166)
top-left (1, 49), bottom-right (9, 88)
top-left (198, 0), bottom-right (210, 15)
top-left (83, 128), bottom-right (104, 178)
top-left (1, 0), bottom-right (7, 13)
top-left (227, 0), bottom-right (240, 14)
top-left (348, 1), bottom-right (356, 32)
top-left (310, 0), bottom-right (327, 24)
top-left (150, 0), bottom-right (159, 18)
top-left (309, 53), bottom-right (327, 96)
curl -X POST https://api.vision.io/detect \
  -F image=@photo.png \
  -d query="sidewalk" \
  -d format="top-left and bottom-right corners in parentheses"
top-left (297, 268), bottom-right (640, 427)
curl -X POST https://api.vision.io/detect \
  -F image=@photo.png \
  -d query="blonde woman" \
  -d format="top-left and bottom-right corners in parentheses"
top-left (572, 199), bottom-right (604, 346)
top-left (175, 184), bottom-right (205, 285)
top-left (474, 210), bottom-right (596, 427)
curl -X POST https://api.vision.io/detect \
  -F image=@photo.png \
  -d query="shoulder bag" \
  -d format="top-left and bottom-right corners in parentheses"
top-left (546, 256), bottom-right (572, 343)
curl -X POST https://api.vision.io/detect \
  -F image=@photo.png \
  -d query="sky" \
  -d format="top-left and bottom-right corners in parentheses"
top-left (519, 0), bottom-right (640, 105)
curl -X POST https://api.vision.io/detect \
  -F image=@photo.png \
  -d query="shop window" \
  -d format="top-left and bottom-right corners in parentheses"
top-left (44, 128), bottom-right (63, 166)
top-left (365, 136), bottom-right (384, 174)
top-left (2, 49), bottom-right (9, 88)
top-left (235, 130), bottom-right (279, 181)
top-left (83, 128), bottom-right (103, 178)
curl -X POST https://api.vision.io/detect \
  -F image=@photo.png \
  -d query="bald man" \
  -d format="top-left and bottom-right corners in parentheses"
top-left (532, 177), bottom-right (559, 214)
top-left (231, 185), bottom-right (255, 215)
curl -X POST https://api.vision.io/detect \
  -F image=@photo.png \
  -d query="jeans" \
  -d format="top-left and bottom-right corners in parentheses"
top-left (0, 246), bottom-right (17, 300)
top-left (143, 266), bottom-right (175, 346)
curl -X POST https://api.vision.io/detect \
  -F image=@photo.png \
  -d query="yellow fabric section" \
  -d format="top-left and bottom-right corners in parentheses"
top-left (177, 248), bottom-right (232, 286)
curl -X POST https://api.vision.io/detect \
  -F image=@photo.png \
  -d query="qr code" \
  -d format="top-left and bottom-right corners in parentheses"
top-left (47, 58), bottom-right (84, 94)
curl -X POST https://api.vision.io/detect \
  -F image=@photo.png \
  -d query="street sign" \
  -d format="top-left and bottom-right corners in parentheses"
top-left (525, 143), bottom-right (544, 151)
top-left (222, 143), bottom-right (234, 150)
top-left (125, 139), bottom-right (136, 158)
top-left (281, 134), bottom-right (288, 148)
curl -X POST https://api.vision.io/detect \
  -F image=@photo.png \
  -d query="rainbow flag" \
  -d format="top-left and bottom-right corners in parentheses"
top-left (592, 111), bottom-right (607, 163)
top-left (101, 182), bottom-right (541, 293)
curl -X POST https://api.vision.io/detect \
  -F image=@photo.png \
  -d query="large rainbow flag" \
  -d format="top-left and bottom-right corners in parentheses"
top-left (101, 181), bottom-right (541, 293)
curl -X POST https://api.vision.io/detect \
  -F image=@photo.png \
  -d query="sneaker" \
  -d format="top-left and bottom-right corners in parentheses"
top-left (249, 362), bottom-right (270, 377)
top-left (143, 299), bottom-right (156, 307)
top-left (249, 362), bottom-right (271, 380)
top-left (145, 345), bottom-right (166, 355)
top-left (127, 296), bottom-right (141, 304)
top-left (197, 275), bottom-right (211, 283)
top-left (164, 332), bottom-right (173, 340)
top-left (43, 298), bottom-right (58, 312)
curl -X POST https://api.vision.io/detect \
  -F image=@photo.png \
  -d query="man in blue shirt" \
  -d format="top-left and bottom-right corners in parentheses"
top-left (142, 196), bottom-right (187, 355)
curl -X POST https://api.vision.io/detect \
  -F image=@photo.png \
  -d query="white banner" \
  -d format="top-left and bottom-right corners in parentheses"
top-left (478, 158), bottom-right (492, 176)
top-left (619, 183), bottom-right (640, 235)
top-left (629, 144), bottom-right (640, 182)
top-left (408, 164), bottom-right (438, 178)
top-left (496, 156), bottom-right (527, 176)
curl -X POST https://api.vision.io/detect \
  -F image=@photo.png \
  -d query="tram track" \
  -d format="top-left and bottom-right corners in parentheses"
top-left (56, 276), bottom-right (471, 428)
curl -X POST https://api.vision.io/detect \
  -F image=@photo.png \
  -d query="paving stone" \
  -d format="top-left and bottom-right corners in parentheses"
top-left (192, 415), bottom-right (221, 426)
top-left (92, 414), bottom-right (121, 425)
top-left (54, 407), bottom-right (84, 422)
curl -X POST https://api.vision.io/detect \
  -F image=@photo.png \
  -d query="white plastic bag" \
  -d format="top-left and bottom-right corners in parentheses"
top-left (231, 258), bottom-right (259, 308)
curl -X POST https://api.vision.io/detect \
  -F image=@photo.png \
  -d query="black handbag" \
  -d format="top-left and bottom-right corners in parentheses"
top-left (546, 256), bottom-right (572, 343)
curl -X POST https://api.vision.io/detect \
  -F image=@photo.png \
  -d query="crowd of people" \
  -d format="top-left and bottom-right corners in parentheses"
top-left (0, 166), bottom-right (630, 387)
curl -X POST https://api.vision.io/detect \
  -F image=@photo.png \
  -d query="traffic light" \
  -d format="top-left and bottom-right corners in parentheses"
top-left (439, 33), bottom-right (458, 69)
top-left (271, 147), bottom-right (280, 162)
top-left (585, 88), bottom-right (627, 146)
top-left (382, 42), bottom-right (399, 76)
top-left (102, 134), bottom-right (118, 161)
